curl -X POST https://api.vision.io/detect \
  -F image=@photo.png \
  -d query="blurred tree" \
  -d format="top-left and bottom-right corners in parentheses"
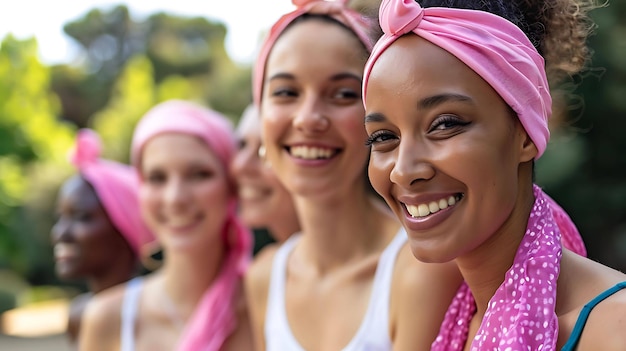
top-left (0, 35), bottom-right (75, 280)
top-left (53, 5), bottom-right (249, 127)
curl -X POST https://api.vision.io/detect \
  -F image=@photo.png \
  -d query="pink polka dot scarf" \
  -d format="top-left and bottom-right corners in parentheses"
top-left (431, 185), bottom-right (586, 350)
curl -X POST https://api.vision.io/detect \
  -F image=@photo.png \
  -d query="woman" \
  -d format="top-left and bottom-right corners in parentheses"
top-left (52, 129), bottom-right (153, 344)
top-left (245, 1), bottom-right (462, 350)
top-left (231, 104), bottom-right (300, 244)
top-left (78, 100), bottom-right (253, 351)
top-left (362, 0), bottom-right (626, 349)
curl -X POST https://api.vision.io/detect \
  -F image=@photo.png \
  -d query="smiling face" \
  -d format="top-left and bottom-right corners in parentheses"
top-left (364, 35), bottom-right (537, 263)
top-left (51, 175), bottom-right (133, 280)
top-left (230, 107), bottom-right (298, 241)
top-left (260, 18), bottom-right (370, 199)
top-left (138, 133), bottom-right (231, 253)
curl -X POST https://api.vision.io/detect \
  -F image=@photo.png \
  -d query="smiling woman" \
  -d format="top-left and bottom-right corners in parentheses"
top-left (362, 0), bottom-right (626, 349)
top-left (78, 100), bottom-right (253, 351)
top-left (243, 1), bottom-right (462, 351)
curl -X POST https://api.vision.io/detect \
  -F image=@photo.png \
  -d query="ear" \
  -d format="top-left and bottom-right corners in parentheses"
top-left (517, 123), bottom-right (538, 162)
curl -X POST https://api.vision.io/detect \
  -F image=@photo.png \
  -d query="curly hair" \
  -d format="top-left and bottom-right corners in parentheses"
top-left (364, 0), bottom-right (601, 87)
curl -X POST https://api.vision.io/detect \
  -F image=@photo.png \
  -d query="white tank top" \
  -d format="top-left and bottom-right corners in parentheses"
top-left (120, 277), bottom-right (143, 351)
top-left (265, 229), bottom-right (407, 351)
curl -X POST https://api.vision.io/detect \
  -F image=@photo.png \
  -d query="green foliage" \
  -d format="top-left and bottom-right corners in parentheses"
top-left (0, 35), bottom-right (75, 278)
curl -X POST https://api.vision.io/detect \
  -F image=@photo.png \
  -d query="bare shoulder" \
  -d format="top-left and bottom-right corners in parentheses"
top-left (78, 283), bottom-right (127, 351)
top-left (390, 244), bottom-right (462, 351)
top-left (559, 251), bottom-right (626, 350)
top-left (575, 282), bottom-right (626, 351)
top-left (245, 243), bottom-right (280, 297)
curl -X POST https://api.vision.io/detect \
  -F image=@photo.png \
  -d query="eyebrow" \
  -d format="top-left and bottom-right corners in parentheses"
top-left (330, 72), bottom-right (362, 83)
top-left (267, 72), bottom-right (362, 83)
top-left (364, 112), bottom-right (387, 124)
top-left (268, 72), bottom-right (295, 82)
top-left (419, 93), bottom-right (473, 109)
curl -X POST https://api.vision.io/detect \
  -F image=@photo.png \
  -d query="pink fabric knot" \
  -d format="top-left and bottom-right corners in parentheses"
top-left (70, 129), bottom-right (102, 168)
top-left (67, 129), bottom-right (154, 256)
top-left (379, 0), bottom-right (424, 36)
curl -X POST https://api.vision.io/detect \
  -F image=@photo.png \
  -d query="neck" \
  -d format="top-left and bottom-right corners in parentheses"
top-left (455, 182), bottom-right (535, 314)
top-left (269, 210), bottom-right (300, 243)
top-left (294, 185), bottom-right (399, 272)
top-left (88, 254), bottom-right (136, 294)
top-left (159, 244), bottom-right (225, 318)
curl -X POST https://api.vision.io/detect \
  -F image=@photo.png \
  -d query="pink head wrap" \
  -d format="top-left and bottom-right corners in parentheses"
top-left (70, 129), bottom-right (153, 256)
top-left (252, 0), bottom-right (375, 107)
top-left (362, 1), bottom-right (588, 350)
top-left (362, 0), bottom-right (552, 158)
top-left (131, 100), bottom-right (252, 351)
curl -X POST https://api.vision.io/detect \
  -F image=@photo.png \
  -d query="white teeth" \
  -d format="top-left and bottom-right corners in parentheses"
top-left (438, 198), bottom-right (449, 210)
top-left (406, 195), bottom-right (460, 218)
top-left (54, 244), bottom-right (78, 258)
top-left (239, 187), bottom-right (264, 200)
top-left (418, 204), bottom-right (430, 217)
top-left (447, 196), bottom-right (456, 206)
top-left (290, 146), bottom-right (335, 160)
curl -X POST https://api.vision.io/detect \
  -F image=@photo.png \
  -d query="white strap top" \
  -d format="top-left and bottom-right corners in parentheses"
top-left (120, 277), bottom-right (143, 351)
top-left (265, 229), bottom-right (407, 351)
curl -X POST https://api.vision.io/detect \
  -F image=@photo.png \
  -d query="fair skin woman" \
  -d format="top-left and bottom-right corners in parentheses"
top-left (245, 5), bottom-right (461, 351)
top-left (79, 101), bottom-right (252, 351)
top-left (231, 104), bottom-right (300, 243)
top-left (363, 0), bottom-right (626, 349)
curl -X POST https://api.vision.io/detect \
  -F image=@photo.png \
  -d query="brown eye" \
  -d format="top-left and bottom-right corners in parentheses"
top-left (428, 115), bottom-right (469, 132)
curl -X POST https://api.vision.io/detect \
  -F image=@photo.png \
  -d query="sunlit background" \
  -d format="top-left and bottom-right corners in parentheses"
top-left (0, 0), bottom-right (624, 349)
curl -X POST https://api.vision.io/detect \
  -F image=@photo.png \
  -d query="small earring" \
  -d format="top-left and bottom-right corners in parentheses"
top-left (258, 145), bottom-right (271, 169)
top-left (258, 145), bottom-right (266, 159)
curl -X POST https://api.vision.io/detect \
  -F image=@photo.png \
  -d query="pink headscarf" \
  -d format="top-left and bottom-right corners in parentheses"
top-left (363, 0), bottom-right (551, 158)
top-left (131, 100), bottom-right (252, 351)
top-left (252, 0), bottom-right (374, 107)
top-left (362, 1), bottom-right (587, 350)
top-left (70, 129), bottom-right (153, 256)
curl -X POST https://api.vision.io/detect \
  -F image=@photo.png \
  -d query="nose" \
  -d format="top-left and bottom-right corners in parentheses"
top-left (51, 217), bottom-right (71, 243)
top-left (163, 178), bottom-right (190, 212)
top-left (293, 95), bottom-right (329, 134)
top-left (389, 139), bottom-right (435, 187)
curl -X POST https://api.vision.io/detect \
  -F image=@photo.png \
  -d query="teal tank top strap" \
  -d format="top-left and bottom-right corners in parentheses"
top-left (561, 281), bottom-right (626, 350)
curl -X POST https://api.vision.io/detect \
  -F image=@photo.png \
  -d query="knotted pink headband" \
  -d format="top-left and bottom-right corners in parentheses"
top-left (253, 0), bottom-right (374, 107)
top-left (131, 100), bottom-right (252, 351)
top-left (363, 0), bottom-right (552, 158)
top-left (70, 129), bottom-right (153, 256)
